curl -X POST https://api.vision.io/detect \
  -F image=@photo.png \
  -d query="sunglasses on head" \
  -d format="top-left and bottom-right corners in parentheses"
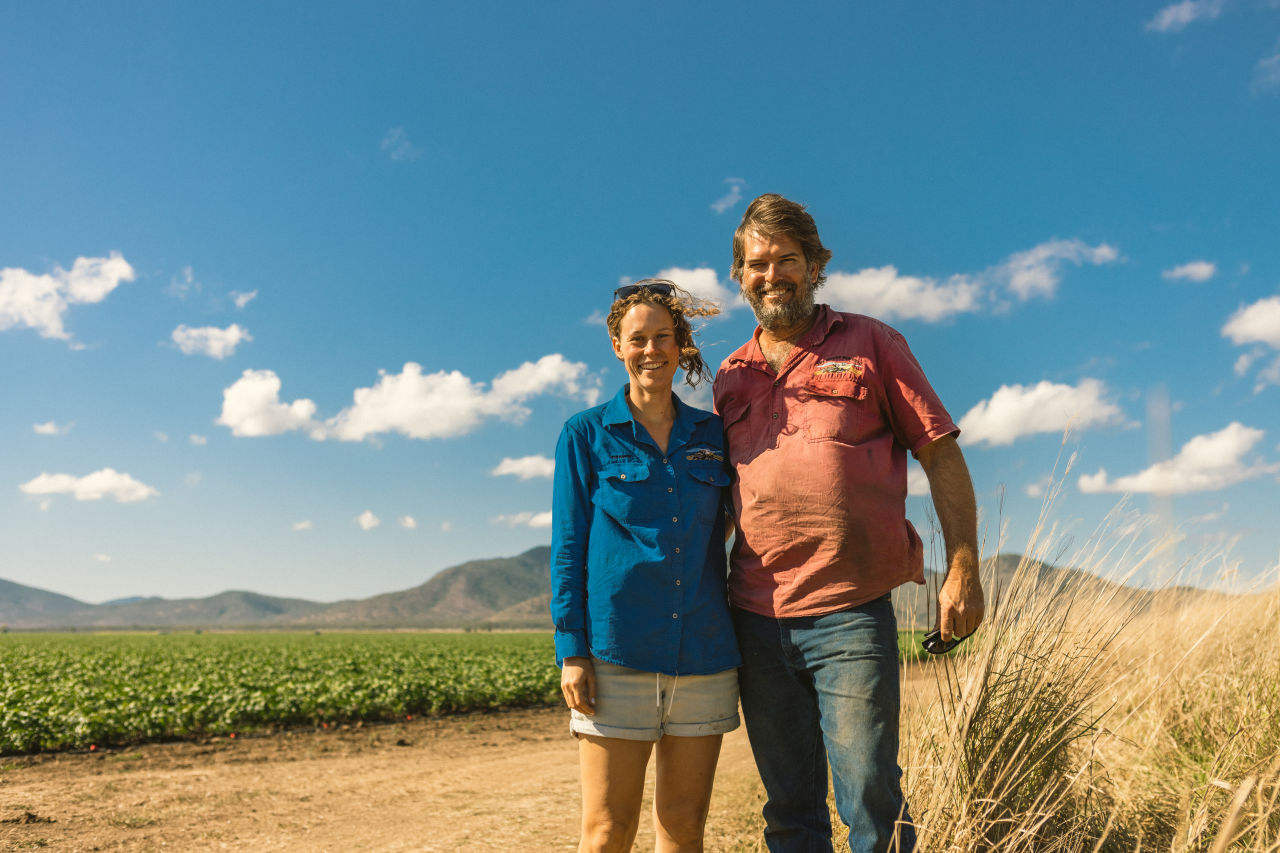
top-left (613, 280), bottom-right (675, 301)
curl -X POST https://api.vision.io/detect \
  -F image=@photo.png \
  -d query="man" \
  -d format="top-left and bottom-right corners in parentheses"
top-left (713, 194), bottom-right (985, 853)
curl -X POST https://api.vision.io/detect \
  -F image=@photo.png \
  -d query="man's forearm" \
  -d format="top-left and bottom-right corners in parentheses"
top-left (916, 434), bottom-right (984, 637)
top-left (917, 435), bottom-right (978, 566)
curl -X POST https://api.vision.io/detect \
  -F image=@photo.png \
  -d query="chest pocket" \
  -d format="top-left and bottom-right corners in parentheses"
top-left (798, 377), bottom-right (868, 443)
top-left (592, 461), bottom-right (653, 525)
top-left (686, 461), bottom-right (731, 524)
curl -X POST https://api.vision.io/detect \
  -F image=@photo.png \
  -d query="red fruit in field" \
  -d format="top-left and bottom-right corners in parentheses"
top-left (89, 745), bottom-right (97, 751)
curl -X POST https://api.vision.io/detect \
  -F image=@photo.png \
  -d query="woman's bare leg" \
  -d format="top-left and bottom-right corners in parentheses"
top-left (652, 734), bottom-right (724, 852)
top-left (578, 734), bottom-right (654, 853)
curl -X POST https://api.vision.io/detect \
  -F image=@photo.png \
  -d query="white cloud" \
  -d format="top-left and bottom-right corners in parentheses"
top-left (380, 127), bottom-right (421, 162)
top-left (94, 553), bottom-right (112, 563)
top-left (356, 510), bottom-right (381, 530)
top-left (1256, 355), bottom-right (1280, 391)
top-left (440, 520), bottom-right (453, 532)
top-left (20, 468), bottom-right (159, 503)
top-left (640, 238), bottom-right (1118, 328)
top-left (492, 455), bottom-right (555, 480)
top-left (1000, 240), bottom-right (1120, 301)
top-left (1079, 422), bottom-right (1278, 495)
top-left (172, 323), bottom-right (253, 359)
top-left (0, 252), bottom-right (135, 341)
top-left (1256, 51), bottom-right (1280, 92)
top-left (189, 434), bottom-right (208, 446)
top-left (493, 511), bottom-right (553, 528)
top-left (166, 266), bottom-right (200, 299)
top-left (324, 355), bottom-right (600, 442)
top-left (1234, 351), bottom-right (1261, 376)
top-left (815, 239), bottom-right (1118, 324)
top-left (1144, 0), bottom-right (1225, 32)
top-left (1187, 503), bottom-right (1230, 524)
top-left (656, 266), bottom-right (741, 313)
top-left (711, 178), bottom-right (746, 214)
top-left (1025, 475), bottom-right (1054, 499)
top-left (399, 515), bottom-right (418, 529)
top-left (292, 520), bottom-right (313, 531)
top-left (1162, 260), bottom-right (1217, 282)
top-left (217, 369), bottom-right (321, 437)
top-left (907, 465), bottom-right (931, 497)
top-left (1223, 296), bottom-right (1280, 392)
top-left (230, 290), bottom-right (258, 309)
top-left (679, 379), bottom-right (713, 411)
top-left (153, 431), bottom-right (169, 443)
top-left (958, 379), bottom-right (1130, 447)
top-left (33, 421), bottom-right (71, 435)
top-left (183, 471), bottom-right (202, 487)
top-left (825, 267), bottom-right (983, 323)
top-left (1223, 296), bottom-right (1280, 348)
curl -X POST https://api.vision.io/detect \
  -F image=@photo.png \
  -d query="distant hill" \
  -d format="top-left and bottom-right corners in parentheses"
top-left (0, 547), bottom-right (1229, 632)
top-left (76, 590), bottom-right (329, 629)
top-left (0, 577), bottom-right (95, 628)
top-left (293, 547), bottom-right (552, 628)
top-left (0, 546), bottom-right (556, 631)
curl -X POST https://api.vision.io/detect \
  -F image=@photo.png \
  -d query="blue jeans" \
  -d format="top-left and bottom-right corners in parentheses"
top-left (733, 596), bottom-right (916, 853)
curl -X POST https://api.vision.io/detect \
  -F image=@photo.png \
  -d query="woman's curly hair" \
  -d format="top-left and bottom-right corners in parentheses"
top-left (606, 279), bottom-right (721, 388)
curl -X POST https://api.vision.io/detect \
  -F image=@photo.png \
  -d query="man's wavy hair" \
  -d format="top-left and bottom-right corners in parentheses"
top-left (607, 279), bottom-right (721, 388)
top-left (730, 193), bottom-right (833, 288)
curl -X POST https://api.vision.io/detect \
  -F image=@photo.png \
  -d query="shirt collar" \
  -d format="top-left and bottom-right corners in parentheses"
top-left (602, 384), bottom-right (712, 432)
top-left (731, 304), bottom-right (842, 369)
top-left (602, 385), bottom-right (635, 426)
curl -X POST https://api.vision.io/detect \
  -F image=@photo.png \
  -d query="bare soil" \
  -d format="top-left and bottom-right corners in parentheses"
top-left (0, 706), bottom-right (767, 852)
top-left (1, 670), bottom-right (939, 852)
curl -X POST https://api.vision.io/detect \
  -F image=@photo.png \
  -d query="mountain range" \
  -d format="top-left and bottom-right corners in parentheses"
top-left (0, 548), bottom-right (1223, 632)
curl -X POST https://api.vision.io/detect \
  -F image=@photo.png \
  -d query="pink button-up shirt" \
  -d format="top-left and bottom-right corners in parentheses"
top-left (713, 305), bottom-right (959, 618)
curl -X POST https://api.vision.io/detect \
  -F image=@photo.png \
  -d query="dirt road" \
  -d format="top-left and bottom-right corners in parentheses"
top-left (1, 706), bottom-right (767, 852)
top-left (2, 669), bottom-right (941, 851)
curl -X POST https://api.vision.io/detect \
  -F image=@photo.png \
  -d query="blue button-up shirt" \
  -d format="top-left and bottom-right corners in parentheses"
top-left (550, 385), bottom-right (741, 676)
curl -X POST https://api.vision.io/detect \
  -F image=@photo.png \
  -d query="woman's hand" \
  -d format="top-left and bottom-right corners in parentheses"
top-left (561, 656), bottom-right (597, 716)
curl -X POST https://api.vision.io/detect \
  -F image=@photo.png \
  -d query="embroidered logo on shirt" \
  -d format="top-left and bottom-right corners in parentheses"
top-left (813, 358), bottom-right (863, 378)
top-left (685, 448), bottom-right (724, 463)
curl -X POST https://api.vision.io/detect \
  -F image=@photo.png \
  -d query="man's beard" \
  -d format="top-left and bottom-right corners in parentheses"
top-left (742, 274), bottom-right (817, 332)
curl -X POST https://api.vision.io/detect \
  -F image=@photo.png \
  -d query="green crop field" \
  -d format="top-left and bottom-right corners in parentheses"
top-left (0, 631), bottom-right (561, 754)
top-left (0, 630), bottom-right (942, 755)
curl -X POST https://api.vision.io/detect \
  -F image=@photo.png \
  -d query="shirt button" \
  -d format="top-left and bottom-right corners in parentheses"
top-left (675, 579), bottom-right (681, 586)
top-left (674, 547), bottom-right (681, 554)
top-left (773, 380), bottom-right (780, 387)
top-left (772, 412), bottom-right (779, 419)
top-left (667, 487), bottom-right (673, 493)
top-left (672, 516), bottom-right (679, 523)
top-left (662, 459), bottom-right (669, 464)
top-left (619, 473), bottom-right (626, 480)
top-left (672, 613), bottom-right (679, 619)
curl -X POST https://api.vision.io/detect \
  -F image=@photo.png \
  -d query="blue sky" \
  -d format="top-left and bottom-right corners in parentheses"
top-left (3, 1), bottom-right (1279, 603)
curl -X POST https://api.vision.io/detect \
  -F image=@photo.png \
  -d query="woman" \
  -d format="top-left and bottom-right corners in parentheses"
top-left (551, 280), bottom-right (740, 853)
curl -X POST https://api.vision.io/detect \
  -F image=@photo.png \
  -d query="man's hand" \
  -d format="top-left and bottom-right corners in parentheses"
top-left (916, 434), bottom-right (986, 642)
top-left (561, 656), bottom-right (597, 715)
top-left (937, 550), bottom-right (984, 642)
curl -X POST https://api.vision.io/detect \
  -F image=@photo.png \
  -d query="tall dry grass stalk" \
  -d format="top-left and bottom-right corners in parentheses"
top-left (896, 479), bottom-right (1280, 852)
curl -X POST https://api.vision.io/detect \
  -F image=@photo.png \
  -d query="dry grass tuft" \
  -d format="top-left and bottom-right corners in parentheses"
top-left (894, 483), bottom-right (1280, 852)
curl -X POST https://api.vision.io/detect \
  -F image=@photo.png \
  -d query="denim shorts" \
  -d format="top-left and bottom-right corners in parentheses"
top-left (570, 659), bottom-right (741, 742)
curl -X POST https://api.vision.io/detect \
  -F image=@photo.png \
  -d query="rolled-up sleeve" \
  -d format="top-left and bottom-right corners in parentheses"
top-left (550, 421), bottom-right (592, 665)
top-left (877, 330), bottom-right (958, 454)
